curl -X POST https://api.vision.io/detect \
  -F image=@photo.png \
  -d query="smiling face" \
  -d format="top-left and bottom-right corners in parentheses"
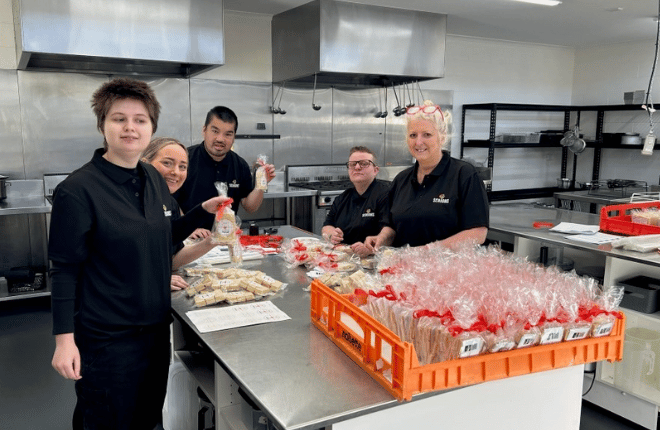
top-left (406, 118), bottom-right (444, 167)
top-left (347, 151), bottom-right (379, 188)
top-left (103, 98), bottom-right (153, 165)
top-left (150, 144), bottom-right (188, 194)
top-left (202, 116), bottom-right (236, 162)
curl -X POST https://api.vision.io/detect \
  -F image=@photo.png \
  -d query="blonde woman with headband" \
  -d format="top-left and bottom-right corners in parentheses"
top-left (365, 100), bottom-right (489, 251)
top-left (142, 137), bottom-right (218, 290)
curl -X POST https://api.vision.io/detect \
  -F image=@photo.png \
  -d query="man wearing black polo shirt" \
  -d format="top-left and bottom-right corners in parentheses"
top-left (322, 146), bottom-right (390, 257)
top-left (175, 106), bottom-right (276, 228)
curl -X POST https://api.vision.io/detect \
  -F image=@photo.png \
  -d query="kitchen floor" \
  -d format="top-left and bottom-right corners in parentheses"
top-left (0, 297), bottom-right (652, 430)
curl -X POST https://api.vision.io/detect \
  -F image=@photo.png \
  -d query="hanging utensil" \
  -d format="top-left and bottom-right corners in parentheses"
top-left (374, 87), bottom-right (383, 118)
top-left (312, 74), bottom-right (322, 111)
top-left (276, 83), bottom-right (286, 115)
top-left (405, 82), bottom-right (414, 108)
top-left (380, 87), bottom-right (388, 118)
top-left (392, 84), bottom-right (404, 116)
top-left (416, 81), bottom-right (426, 105)
top-left (270, 85), bottom-right (282, 114)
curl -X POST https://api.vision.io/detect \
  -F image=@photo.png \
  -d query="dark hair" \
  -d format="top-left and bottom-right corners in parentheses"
top-left (349, 146), bottom-right (377, 164)
top-left (142, 137), bottom-right (188, 163)
top-left (205, 106), bottom-right (238, 132)
top-left (91, 78), bottom-right (160, 148)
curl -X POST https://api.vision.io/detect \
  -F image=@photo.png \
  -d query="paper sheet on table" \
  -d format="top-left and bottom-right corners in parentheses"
top-left (564, 232), bottom-right (620, 244)
top-left (549, 222), bottom-right (600, 234)
top-left (186, 301), bottom-right (290, 333)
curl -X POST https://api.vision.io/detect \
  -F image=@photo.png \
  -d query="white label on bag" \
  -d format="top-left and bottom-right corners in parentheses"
top-left (566, 326), bottom-right (590, 341)
top-left (459, 337), bottom-right (484, 358)
top-left (540, 327), bottom-right (564, 345)
top-left (593, 322), bottom-right (614, 337)
top-left (491, 340), bottom-right (516, 353)
top-left (517, 333), bottom-right (537, 348)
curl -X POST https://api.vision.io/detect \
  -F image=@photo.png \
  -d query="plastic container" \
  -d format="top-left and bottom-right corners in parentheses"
top-left (310, 280), bottom-right (625, 401)
top-left (618, 276), bottom-right (660, 314)
top-left (600, 202), bottom-right (660, 236)
top-left (614, 327), bottom-right (660, 393)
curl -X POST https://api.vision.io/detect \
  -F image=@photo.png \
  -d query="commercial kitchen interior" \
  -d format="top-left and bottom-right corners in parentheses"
top-left (2, 0), bottom-right (660, 429)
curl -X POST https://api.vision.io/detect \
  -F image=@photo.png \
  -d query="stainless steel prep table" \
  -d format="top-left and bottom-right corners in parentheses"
top-left (488, 203), bottom-right (660, 430)
top-left (489, 203), bottom-right (660, 267)
top-left (171, 225), bottom-right (585, 430)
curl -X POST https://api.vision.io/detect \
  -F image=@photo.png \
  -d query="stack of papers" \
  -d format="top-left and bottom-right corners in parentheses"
top-left (549, 222), bottom-right (600, 234)
top-left (548, 222), bottom-right (619, 244)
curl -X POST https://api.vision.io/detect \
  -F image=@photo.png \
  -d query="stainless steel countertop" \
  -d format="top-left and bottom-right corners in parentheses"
top-left (262, 184), bottom-right (318, 199)
top-left (489, 203), bottom-right (660, 267)
top-left (0, 180), bottom-right (51, 216)
top-left (171, 225), bottom-right (433, 430)
top-left (171, 209), bottom-right (660, 430)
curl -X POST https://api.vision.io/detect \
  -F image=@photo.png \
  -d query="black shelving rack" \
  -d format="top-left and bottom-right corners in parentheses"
top-left (460, 102), bottom-right (654, 202)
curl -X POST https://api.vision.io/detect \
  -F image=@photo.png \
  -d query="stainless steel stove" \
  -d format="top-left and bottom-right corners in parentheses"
top-left (286, 165), bottom-right (352, 234)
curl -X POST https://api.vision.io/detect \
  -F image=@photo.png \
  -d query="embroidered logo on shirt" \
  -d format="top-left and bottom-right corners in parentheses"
top-left (362, 208), bottom-right (375, 218)
top-left (163, 204), bottom-right (172, 217)
top-left (229, 179), bottom-right (240, 188)
top-left (432, 193), bottom-right (450, 204)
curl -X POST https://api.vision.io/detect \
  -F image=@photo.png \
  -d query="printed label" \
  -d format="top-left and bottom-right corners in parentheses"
top-left (540, 326), bottom-right (564, 345)
top-left (491, 340), bottom-right (516, 353)
top-left (565, 326), bottom-right (590, 341)
top-left (459, 337), bottom-right (484, 358)
top-left (517, 333), bottom-right (538, 349)
top-left (593, 322), bottom-right (614, 338)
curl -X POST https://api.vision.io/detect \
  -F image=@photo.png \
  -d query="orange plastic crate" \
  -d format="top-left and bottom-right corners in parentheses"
top-left (310, 279), bottom-right (625, 401)
top-left (600, 201), bottom-right (660, 236)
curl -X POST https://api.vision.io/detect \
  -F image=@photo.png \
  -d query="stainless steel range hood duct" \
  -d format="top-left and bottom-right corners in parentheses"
top-left (12, 0), bottom-right (224, 77)
top-left (272, 0), bottom-right (446, 88)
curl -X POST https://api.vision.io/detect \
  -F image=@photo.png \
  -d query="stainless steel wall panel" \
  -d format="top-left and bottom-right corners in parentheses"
top-left (189, 80), bottom-right (274, 168)
top-left (0, 70), bottom-right (24, 179)
top-left (273, 86), bottom-right (333, 166)
top-left (384, 88), bottom-right (453, 165)
top-left (18, 71), bottom-right (107, 178)
top-left (147, 78), bottom-right (192, 147)
top-left (332, 88), bottom-right (385, 165)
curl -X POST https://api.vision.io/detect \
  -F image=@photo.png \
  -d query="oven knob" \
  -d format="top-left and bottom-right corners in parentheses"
top-left (323, 196), bottom-right (332, 204)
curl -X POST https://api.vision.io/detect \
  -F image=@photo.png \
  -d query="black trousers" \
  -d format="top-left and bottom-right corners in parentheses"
top-left (73, 325), bottom-right (170, 430)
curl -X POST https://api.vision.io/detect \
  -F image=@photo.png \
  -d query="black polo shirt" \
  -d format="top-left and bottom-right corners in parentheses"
top-left (323, 180), bottom-right (390, 244)
top-left (388, 152), bottom-right (489, 247)
top-left (175, 143), bottom-right (253, 226)
top-left (49, 148), bottom-right (206, 341)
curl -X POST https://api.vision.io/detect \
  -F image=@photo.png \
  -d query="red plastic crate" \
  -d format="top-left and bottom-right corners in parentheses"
top-left (310, 279), bottom-right (625, 401)
top-left (600, 201), bottom-right (660, 236)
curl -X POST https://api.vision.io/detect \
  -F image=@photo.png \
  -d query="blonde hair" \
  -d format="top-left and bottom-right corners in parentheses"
top-left (406, 100), bottom-right (452, 135)
top-left (142, 137), bottom-right (188, 163)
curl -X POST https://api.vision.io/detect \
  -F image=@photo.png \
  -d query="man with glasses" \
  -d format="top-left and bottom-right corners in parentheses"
top-left (321, 146), bottom-right (390, 257)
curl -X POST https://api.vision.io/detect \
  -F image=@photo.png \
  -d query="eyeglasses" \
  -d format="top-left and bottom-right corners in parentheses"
top-left (406, 105), bottom-right (445, 121)
top-left (346, 160), bottom-right (375, 169)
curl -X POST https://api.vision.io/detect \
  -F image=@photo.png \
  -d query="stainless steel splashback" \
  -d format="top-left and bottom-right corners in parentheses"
top-left (12, 0), bottom-right (224, 77)
top-left (272, 0), bottom-right (446, 87)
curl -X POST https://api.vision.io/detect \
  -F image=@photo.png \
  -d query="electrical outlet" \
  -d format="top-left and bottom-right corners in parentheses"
top-left (642, 133), bottom-right (656, 155)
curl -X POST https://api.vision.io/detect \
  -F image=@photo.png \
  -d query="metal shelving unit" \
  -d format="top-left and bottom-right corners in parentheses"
top-left (0, 180), bottom-right (51, 302)
top-left (460, 102), bottom-right (658, 202)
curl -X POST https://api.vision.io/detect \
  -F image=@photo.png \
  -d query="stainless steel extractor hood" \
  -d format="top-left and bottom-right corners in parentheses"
top-left (272, 0), bottom-right (446, 87)
top-left (12, 0), bottom-right (224, 77)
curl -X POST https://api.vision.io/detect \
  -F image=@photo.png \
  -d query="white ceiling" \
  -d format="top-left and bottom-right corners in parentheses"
top-left (224, 0), bottom-right (659, 48)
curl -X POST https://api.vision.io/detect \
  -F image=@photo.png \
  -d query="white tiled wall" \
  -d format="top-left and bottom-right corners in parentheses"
top-left (574, 40), bottom-right (660, 187)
